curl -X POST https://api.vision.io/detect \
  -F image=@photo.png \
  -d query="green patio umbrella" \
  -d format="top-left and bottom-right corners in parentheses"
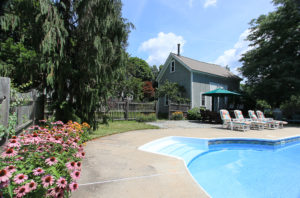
top-left (202, 88), bottom-right (241, 112)
top-left (202, 88), bottom-right (241, 97)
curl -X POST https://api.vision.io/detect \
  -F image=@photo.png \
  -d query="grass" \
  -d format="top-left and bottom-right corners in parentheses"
top-left (89, 120), bottom-right (159, 139)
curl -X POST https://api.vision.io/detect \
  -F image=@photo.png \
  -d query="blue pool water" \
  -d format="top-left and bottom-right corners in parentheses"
top-left (139, 136), bottom-right (300, 198)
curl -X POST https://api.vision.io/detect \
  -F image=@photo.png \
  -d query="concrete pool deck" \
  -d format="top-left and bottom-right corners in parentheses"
top-left (72, 126), bottom-right (300, 198)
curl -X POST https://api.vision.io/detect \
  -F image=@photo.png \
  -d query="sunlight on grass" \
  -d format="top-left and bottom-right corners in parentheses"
top-left (90, 120), bottom-right (159, 139)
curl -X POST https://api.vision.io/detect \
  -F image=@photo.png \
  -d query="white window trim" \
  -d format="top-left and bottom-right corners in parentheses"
top-left (170, 60), bottom-right (175, 73)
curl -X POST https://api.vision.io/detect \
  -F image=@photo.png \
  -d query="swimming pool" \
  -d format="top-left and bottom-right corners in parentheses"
top-left (139, 136), bottom-right (300, 198)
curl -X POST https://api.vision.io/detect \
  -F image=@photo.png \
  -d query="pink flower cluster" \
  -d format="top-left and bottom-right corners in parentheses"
top-left (0, 121), bottom-right (89, 198)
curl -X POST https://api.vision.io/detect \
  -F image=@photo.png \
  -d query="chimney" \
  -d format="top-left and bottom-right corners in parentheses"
top-left (177, 43), bottom-right (180, 56)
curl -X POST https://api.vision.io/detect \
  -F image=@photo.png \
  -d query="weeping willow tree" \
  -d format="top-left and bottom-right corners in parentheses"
top-left (0, 0), bottom-right (132, 128)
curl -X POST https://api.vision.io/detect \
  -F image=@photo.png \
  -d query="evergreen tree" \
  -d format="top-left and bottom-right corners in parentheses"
top-left (0, 0), bottom-right (132, 128)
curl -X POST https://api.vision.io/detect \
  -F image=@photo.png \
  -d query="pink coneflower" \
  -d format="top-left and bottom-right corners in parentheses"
top-left (0, 180), bottom-right (9, 188)
top-left (14, 185), bottom-right (29, 197)
top-left (8, 139), bottom-right (21, 148)
top-left (41, 175), bottom-right (54, 188)
top-left (0, 169), bottom-right (11, 182)
top-left (69, 182), bottom-right (78, 192)
top-left (71, 171), bottom-right (81, 180)
top-left (1, 147), bottom-right (17, 158)
top-left (50, 186), bottom-right (62, 197)
top-left (16, 156), bottom-right (24, 161)
top-left (13, 173), bottom-right (28, 184)
top-left (76, 161), bottom-right (82, 169)
top-left (5, 165), bottom-right (16, 173)
top-left (31, 133), bottom-right (41, 142)
top-left (56, 177), bottom-right (68, 188)
top-left (26, 180), bottom-right (37, 191)
top-left (75, 151), bottom-right (85, 159)
top-left (33, 167), bottom-right (45, 176)
top-left (45, 157), bottom-right (58, 166)
top-left (66, 161), bottom-right (77, 171)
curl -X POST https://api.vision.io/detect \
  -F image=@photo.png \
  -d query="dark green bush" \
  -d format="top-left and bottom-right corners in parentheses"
top-left (280, 95), bottom-right (300, 119)
top-left (136, 113), bottom-right (157, 122)
top-left (187, 107), bottom-right (201, 120)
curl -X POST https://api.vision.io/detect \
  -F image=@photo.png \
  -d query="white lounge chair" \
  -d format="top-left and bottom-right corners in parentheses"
top-left (248, 110), bottom-right (278, 129)
top-left (256, 110), bottom-right (288, 129)
top-left (220, 109), bottom-right (250, 132)
top-left (234, 110), bottom-right (264, 130)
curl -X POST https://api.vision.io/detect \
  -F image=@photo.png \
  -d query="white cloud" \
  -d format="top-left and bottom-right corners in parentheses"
top-left (214, 29), bottom-right (252, 75)
top-left (204, 0), bottom-right (217, 8)
top-left (139, 32), bottom-right (186, 66)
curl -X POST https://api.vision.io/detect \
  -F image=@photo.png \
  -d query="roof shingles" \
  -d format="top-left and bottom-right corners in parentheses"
top-left (172, 53), bottom-right (240, 79)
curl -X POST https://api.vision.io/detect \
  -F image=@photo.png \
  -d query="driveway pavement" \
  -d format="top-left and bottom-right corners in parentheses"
top-left (72, 125), bottom-right (300, 198)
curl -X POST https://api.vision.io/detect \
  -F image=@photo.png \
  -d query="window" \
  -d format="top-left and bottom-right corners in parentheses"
top-left (170, 60), bottom-right (175, 73)
top-left (200, 92), bottom-right (205, 106)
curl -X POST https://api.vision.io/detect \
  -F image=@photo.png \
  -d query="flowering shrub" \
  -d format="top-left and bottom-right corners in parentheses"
top-left (171, 111), bottom-right (184, 120)
top-left (0, 121), bottom-right (90, 197)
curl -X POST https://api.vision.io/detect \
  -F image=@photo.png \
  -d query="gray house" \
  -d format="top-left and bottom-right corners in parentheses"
top-left (157, 46), bottom-right (241, 114)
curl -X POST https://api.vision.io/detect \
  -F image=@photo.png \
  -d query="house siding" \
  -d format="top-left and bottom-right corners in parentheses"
top-left (192, 72), bottom-right (240, 110)
top-left (158, 58), bottom-right (191, 113)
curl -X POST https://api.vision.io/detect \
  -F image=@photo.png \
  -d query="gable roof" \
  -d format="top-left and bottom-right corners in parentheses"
top-left (157, 53), bottom-right (241, 81)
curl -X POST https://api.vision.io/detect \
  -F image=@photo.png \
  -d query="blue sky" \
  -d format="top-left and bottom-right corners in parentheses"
top-left (122, 0), bottom-right (276, 75)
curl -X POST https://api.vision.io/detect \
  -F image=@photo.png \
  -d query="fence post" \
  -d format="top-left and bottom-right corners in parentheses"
top-left (0, 77), bottom-right (10, 127)
top-left (125, 100), bottom-right (129, 120)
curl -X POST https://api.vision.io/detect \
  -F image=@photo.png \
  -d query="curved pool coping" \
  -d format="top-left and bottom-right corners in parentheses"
top-left (138, 135), bottom-right (300, 197)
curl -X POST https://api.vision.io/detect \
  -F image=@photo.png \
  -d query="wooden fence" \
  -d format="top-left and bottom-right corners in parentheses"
top-left (98, 101), bottom-right (157, 121)
top-left (168, 101), bottom-right (191, 119)
top-left (0, 77), bottom-right (40, 141)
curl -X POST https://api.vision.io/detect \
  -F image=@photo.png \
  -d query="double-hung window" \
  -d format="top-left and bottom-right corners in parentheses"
top-left (170, 60), bottom-right (175, 73)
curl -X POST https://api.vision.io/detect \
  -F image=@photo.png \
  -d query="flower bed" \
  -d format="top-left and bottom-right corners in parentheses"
top-left (0, 120), bottom-right (90, 197)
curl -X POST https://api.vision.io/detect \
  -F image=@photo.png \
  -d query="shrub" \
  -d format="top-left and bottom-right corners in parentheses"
top-left (256, 100), bottom-right (271, 111)
top-left (280, 95), bottom-right (300, 119)
top-left (136, 113), bottom-right (157, 122)
top-left (171, 111), bottom-right (184, 120)
top-left (187, 107), bottom-right (201, 120)
top-left (0, 121), bottom-right (90, 197)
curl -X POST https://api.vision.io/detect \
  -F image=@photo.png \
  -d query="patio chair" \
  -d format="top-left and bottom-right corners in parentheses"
top-left (248, 110), bottom-right (278, 129)
top-left (256, 110), bottom-right (288, 129)
top-left (220, 109), bottom-right (250, 132)
top-left (234, 110), bottom-right (264, 130)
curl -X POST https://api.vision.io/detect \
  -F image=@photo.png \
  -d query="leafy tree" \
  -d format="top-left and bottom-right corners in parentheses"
top-left (0, 0), bottom-right (132, 128)
top-left (151, 65), bottom-right (159, 81)
top-left (143, 81), bottom-right (155, 101)
top-left (128, 57), bottom-right (154, 81)
top-left (240, 0), bottom-right (300, 107)
top-left (156, 80), bottom-right (190, 103)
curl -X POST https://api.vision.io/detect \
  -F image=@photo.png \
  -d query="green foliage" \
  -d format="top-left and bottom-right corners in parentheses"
top-left (1, 0), bottom-right (132, 129)
top-left (187, 107), bottom-right (202, 120)
top-left (136, 113), bottom-right (157, 122)
top-left (256, 100), bottom-right (271, 111)
top-left (280, 95), bottom-right (300, 118)
top-left (171, 111), bottom-right (184, 120)
top-left (156, 80), bottom-right (190, 104)
top-left (128, 57), bottom-right (154, 81)
top-left (240, 0), bottom-right (300, 107)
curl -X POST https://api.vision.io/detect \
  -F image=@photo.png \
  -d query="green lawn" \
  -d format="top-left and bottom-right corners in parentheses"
top-left (89, 120), bottom-right (159, 139)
